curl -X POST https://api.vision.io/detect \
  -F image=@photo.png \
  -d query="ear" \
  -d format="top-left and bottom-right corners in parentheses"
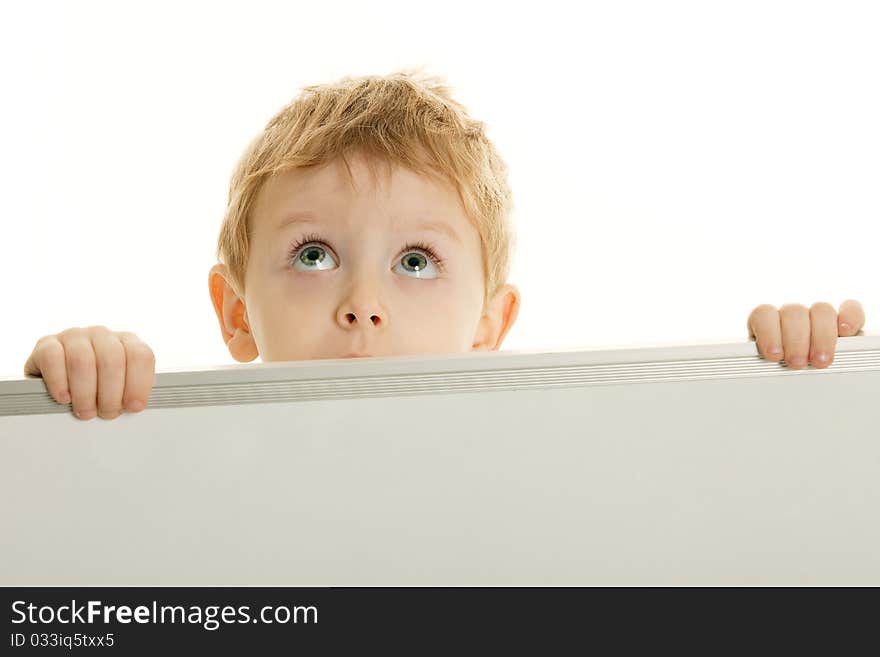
top-left (208, 263), bottom-right (259, 362)
top-left (472, 283), bottom-right (521, 351)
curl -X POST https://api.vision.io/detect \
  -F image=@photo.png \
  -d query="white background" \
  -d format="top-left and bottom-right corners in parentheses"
top-left (1, 0), bottom-right (877, 377)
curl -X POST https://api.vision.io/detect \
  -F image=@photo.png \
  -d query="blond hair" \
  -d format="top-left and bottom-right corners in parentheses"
top-left (215, 68), bottom-right (515, 312)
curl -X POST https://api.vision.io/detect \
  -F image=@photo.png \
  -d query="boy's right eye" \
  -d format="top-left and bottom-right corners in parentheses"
top-left (292, 243), bottom-right (338, 271)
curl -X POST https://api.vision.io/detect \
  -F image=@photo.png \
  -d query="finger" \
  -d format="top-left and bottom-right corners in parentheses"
top-left (119, 332), bottom-right (156, 413)
top-left (60, 332), bottom-right (98, 420)
top-left (838, 299), bottom-right (866, 336)
top-left (90, 330), bottom-right (126, 419)
top-left (808, 302), bottom-right (838, 368)
top-left (24, 336), bottom-right (71, 404)
top-left (779, 303), bottom-right (811, 369)
top-left (747, 304), bottom-right (783, 361)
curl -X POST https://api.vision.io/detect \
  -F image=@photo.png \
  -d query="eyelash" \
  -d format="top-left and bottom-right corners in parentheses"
top-left (287, 232), bottom-right (445, 271)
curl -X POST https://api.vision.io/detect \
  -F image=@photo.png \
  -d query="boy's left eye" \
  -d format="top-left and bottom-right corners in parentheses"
top-left (393, 250), bottom-right (439, 279)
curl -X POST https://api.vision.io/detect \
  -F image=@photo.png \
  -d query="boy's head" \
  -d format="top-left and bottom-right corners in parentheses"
top-left (209, 69), bottom-right (520, 362)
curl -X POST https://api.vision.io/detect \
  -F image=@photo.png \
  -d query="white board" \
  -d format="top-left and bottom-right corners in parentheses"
top-left (2, 334), bottom-right (879, 585)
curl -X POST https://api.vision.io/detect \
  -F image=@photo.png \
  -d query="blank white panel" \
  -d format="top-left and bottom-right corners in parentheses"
top-left (1, 335), bottom-right (879, 585)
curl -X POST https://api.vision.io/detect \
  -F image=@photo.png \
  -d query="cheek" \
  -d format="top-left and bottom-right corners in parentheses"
top-left (251, 296), bottom-right (326, 362)
top-left (279, 271), bottom-right (337, 299)
top-left (257, 273), bottom-right (333, 327)
top-left (395, 277), bottom-right (452, 302)
top-left (396, 279), bottom-right (473, 322)
top-left (393, 283), bottom-right (478, 352)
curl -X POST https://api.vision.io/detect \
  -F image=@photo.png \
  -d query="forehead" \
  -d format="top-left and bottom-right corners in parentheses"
top-left (251, 155), bottom-right (480, 250)
top-left (252, 153), bottom-right (469, 230)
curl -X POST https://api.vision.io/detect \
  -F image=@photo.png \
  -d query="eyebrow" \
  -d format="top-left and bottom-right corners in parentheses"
top-left (276, 213), bottom-right (463, 244)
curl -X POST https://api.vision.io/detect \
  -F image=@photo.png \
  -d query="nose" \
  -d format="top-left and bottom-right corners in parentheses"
top-left (340, 309), bottom-right (382, 327)
top-left (336, 294), bottom-right (385, 329)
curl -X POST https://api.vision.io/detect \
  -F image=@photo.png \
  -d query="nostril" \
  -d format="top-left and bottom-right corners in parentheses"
top-left (345, 313), bottom-right (380, 325)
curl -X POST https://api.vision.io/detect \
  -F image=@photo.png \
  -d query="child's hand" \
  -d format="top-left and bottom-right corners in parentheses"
top-left (747, 299), bottom-right (866, 369)
top-left (23, 326), bottom-right (156, 420)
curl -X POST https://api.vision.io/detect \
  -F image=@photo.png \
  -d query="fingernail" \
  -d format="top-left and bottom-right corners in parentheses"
top-left (814, 352), bottom-right (829, 364)
top-left (840, 322), bottom-right (851, 333)
top-left (76, 409), bottom-right (96, 420)
top-left (127, 400), bottom-right (145, 412)
top-left (59, 391), bottom-right (71, 404)
top-left (767, 345), bottom-right (782, 357)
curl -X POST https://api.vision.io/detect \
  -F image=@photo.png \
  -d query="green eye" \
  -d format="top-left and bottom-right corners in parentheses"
top-left (291, 242), bottom-right (337, 271)
top-left (401, 252), bottom-right (428, 272)
top-left (300, 246), bottom-right (326, 266)
top-left (289, 234), bottom-right (442, 278)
